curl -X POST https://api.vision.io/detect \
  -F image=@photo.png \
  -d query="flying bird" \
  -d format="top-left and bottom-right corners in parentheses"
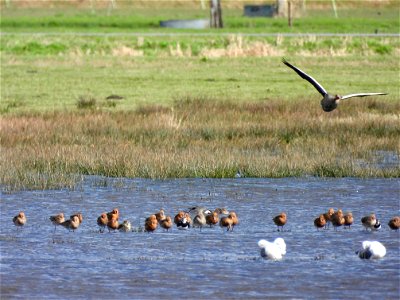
top-left (282, 58), bottom-right (387, 112)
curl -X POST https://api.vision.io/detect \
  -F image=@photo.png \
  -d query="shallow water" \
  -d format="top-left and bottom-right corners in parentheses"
top-left (1, 177), bottom-right (399, 299)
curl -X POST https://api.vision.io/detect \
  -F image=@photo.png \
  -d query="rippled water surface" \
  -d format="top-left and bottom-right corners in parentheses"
top-left (1, 177), bottom-right (399, 299)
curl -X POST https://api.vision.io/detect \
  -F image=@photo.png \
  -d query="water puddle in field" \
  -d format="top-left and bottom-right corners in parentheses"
top-left (1, 177), bottom-right (399, 299)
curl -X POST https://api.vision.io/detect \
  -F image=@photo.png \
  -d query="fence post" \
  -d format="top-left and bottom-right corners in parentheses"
top-left (288, 0), bottom-right (292, 27)
top-left (210, 0), bottom-right (223, 28)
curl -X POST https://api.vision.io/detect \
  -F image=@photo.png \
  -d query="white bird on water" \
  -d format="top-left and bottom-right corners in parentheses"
top-left (356, 241), bottom-right (386, 259)
top-left (258, 238), bottom-right (286, 261)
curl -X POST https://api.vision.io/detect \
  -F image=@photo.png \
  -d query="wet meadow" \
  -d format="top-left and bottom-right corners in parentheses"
top-left (1, 1), bottom-right (400, 299)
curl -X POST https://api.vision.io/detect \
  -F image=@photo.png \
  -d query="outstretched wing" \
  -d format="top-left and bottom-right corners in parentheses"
top-left (340, 92), bottom-right (387, 100)
top-left (282, 58), bottom-right (327, 97)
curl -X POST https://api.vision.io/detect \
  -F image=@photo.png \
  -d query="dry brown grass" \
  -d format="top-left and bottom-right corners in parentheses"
top-left (200, 35), bottom-right (284, 58)
top-left (1, 97), bottom-right (399, 190)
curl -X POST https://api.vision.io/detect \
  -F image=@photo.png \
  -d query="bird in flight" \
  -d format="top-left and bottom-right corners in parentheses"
top-left (282, 58), bottom-right (387, 112)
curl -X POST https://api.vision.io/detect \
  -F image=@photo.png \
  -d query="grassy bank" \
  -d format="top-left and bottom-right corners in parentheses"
top-left (1, 97), bottom-right (400, 190)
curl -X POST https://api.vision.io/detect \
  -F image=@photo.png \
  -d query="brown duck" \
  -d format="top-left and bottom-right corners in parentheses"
top-left (388, 216), bottom-right (400, 230)
top-left (273, 212), bottom-right (287, 231)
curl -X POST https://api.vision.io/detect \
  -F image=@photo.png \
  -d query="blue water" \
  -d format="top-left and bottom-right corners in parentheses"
top-left (1, 177), bottom-right (399, 299)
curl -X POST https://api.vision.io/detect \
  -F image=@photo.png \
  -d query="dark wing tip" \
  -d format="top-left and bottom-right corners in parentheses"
top-left (282, 57), bottom-right (289, 65)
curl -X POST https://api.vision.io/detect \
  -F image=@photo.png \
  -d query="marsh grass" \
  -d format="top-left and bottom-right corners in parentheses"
top-left (77, 95), bottom-right (97, 109)
top-left (1, 97), bottom-right (399, 190)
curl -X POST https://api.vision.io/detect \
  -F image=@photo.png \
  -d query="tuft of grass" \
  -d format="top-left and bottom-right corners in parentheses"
top-left (77, 95), bottom-right (97, 109)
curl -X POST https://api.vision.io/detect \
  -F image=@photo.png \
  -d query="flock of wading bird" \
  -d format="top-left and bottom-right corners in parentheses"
top-left (12, 207), bottom-right (399, 261)
top-left (11, 206), bottom-right (240, 233)
top-left (260, 209), bottom-right (399, 261)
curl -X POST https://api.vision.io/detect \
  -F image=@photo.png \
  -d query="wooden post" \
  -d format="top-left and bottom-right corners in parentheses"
top-left (210, 0), bottom-right (223, 28)
top-left (288, 0), bottom-right (292, 27)
top-left (217, 0), bottom-right (223, 28)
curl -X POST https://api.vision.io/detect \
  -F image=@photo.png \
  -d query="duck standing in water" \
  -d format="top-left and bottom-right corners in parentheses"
top-left (219, 214), bottom-right (234, 231)
top-left (176, 217), bottom-right (191, 230)
top-left (97, 213), bottom-right (108, 233)
top-left (273, 212), bottom-right (287, 231)
top-left (282, 59), bottom-right (387, 112)
top-left (174, 211), bottom-right (185, 225)
top-left (107, 215), bottom-right (119, 232)
top-left (323, 208), bottom-right (335, 229)
top-left (61, 215), bottom-right (80, 232)
top-left (388, 216), bottom-right (400, 230)
top-left (13, 212), bottom-right (27, 228)
top-left (206, 211), bottom-right (219, 227)
top-left (70, 213), bottom-right (83, 225)
top-left (331, 209), bottom-right (345, 230)
top-left (193, 209), bottom-right (211, 231)
top-left (160, 216), bottom-right (173, 232)
top-left (343, 212), bottom-right (354, 229)
top-left (219, 212), bottom-right (238, 231)
top-left (107, 208), bottom-right (119, 221)
top-left (314, 214), bottom-right (326, 230)
top-left (49, 213), bottom-right (65, 232)
top-left (145, 215), bottom-right (158, 232)
top-left (155, 209), bottom-right (166, 223)
top-left (361, 213), bottom-right (377, 231)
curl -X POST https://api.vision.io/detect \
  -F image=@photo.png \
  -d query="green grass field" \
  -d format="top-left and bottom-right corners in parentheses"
top-left (1, 54), bottom-right (399, 114)
top-left (1, 2), bottom-right (399, 189)
top-left (1, 1), bottom-right (399, 33)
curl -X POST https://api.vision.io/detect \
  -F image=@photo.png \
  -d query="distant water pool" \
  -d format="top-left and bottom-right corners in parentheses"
top-left (1, 177), bottom-right (399, 299)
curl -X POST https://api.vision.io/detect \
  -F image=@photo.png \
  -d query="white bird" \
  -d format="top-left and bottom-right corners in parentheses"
top-left (356, 241), bottom-right (386, 259)
top-left (257, 238), bottom-right (286, 261)
top-left (282, 59), bottom-right (387, 112)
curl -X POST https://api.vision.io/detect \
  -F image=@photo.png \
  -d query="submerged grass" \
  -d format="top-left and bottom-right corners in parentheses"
top-left (1, 97), bottom-right (399, 190)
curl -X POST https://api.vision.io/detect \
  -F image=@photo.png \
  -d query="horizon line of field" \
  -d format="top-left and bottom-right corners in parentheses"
top-left (1, 32), bottom-right (399, 37)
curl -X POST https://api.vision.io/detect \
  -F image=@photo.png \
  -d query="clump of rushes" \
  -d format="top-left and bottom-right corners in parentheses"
top-left (1, 97), bottom-right (399, 191)
top-left (77, 95), bottom-right (97, 109)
